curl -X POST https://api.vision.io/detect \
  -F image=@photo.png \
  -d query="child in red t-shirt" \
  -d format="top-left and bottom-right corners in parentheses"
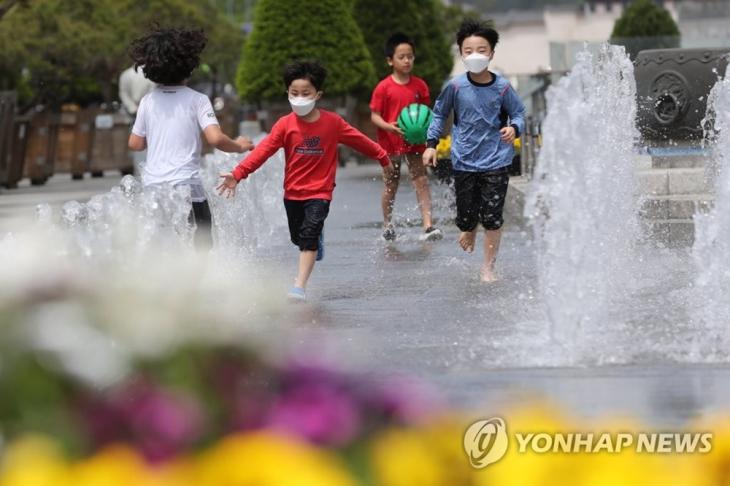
top-left (370, 33), bottom-right (442, 242)
top-left (217, 60), bottom-right (394, 302)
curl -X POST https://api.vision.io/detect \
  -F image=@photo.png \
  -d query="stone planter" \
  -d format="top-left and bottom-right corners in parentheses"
top-left (23, 110), bottom-right (59, 186)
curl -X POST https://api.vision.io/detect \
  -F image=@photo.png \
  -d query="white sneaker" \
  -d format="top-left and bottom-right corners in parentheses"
top-left (420, 226), bottom-right (443, 241)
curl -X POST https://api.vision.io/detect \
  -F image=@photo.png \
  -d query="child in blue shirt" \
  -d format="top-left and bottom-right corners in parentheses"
top-left (423, 19), bottom-right (525, 282)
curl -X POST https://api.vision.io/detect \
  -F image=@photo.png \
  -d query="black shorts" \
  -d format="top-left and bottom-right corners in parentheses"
top-left (453, 167), bottom-right (510, 231)
top-left (283, 199), bottom-right (330, 251)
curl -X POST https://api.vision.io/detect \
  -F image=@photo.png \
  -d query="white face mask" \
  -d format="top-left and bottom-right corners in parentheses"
top-left (462, 53), bottom-right (491, 74)
top-left (289, 96), bottom-right (316, 116)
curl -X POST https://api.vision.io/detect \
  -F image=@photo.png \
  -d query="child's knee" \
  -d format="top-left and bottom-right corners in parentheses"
top-left (297, 239), bottom-right (319, 251)
top-left (384, 170), bottom-right (401, 186)
top-left (481, 213), bottom-right (504, 231)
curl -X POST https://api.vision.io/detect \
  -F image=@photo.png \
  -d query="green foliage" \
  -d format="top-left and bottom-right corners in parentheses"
top-left (0, 355), bottom-right (86, 455)
top-left (352, 0), bottom-right (453, 99)
top-left (0, 0), bottom-right (244, 108)
top-left (610, 0), bottom-right (680, 59)
top-left (611, 0), bottom-right (680, 39)
top-left (436, 2), bottom-right (475, 40)
top-left (236, 0), bottom-right (375, 101)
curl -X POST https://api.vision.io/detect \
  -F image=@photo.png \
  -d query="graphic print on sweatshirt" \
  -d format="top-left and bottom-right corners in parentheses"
top-left (295, 136), bottom-right (325, 156)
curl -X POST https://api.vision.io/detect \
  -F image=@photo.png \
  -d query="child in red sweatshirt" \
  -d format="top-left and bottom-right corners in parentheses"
top-left (217, 60), bottom-right (394, 302)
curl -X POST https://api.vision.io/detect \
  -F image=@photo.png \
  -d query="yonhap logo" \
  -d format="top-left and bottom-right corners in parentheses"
top-left (462, 416), bottom-right (713, 469)
top-left (463, 417), bottom-right (509, 469)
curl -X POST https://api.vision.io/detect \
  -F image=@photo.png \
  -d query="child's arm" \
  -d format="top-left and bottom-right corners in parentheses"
top-left (217, 122), bottom-right (284, 198)
top-left (499, 85), bottom-right (526, 144)
top-left (370, 111), bottom-right (403, 136)
top-left (128, 97), bottom-right (147, 151)
top-left (423, 83), bottom-right (456, 166)
top-left (368, 82), bottom-right (402, 135)
top-left (128, 133), bottom-right (146, 151)
top-left (338, 119), bottom-right (394, 178)
top-left (203, 125), bottom-right (254, 153)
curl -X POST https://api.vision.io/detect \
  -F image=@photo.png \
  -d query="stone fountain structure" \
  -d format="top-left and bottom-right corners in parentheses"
top-left (634, 48), bottom-right (729, 244)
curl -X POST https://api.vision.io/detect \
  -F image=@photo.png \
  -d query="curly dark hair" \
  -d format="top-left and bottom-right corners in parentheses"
top-left (456, 19), bottom-right (499, 52)
top-left (129, 27), bottom-right (207, 85)
top-left (283, 60), bottom-right (327, 91)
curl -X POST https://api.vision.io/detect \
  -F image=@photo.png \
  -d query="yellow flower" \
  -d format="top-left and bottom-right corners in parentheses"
top-left (436, 136), bottom-right (451, 159)
top-left (66, 445), bottom-right (149, 486)
top-left (689, 414), bottom-right (730, 486)
top-left (0, 435), bottom-right (69, 486)
top-left (193, 432), bottom-right (357, 486)
top-left (370, 417), bottom-right (475, 486)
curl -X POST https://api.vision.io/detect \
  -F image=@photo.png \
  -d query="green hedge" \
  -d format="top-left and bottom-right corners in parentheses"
top-left (236, 0), bottom-right (376, 101)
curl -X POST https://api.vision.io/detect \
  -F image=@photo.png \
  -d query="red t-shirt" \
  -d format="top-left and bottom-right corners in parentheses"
top-left (232, 110), bottom-right (390, 201)
top-left (369, 75), bottom-right (431, 156)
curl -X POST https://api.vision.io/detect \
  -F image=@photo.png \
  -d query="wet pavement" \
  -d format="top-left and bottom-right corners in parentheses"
top-left (3, 165), bottom-right (730, 426)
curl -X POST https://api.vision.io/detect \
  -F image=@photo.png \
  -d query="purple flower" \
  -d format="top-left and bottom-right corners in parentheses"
top-left (78, 377), bottom-right (205, 462)
top-left (363, 375), bottom-right (443, 424)
top-left (264, 382), bottom-right (361, 446)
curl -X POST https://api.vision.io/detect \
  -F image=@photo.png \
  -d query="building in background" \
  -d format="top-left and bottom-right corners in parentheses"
top-left (450, 0), bottom-right (730, 80)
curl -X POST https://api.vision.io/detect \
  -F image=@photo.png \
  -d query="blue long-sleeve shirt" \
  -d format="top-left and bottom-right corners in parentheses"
top-left (426, 72), bottom-right (526, 172)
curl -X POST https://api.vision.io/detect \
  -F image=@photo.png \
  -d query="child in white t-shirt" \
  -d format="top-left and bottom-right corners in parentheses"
top-left (127, 27), bottom-right (253, 246)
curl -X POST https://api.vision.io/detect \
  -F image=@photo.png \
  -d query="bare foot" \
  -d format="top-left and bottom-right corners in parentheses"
top-left (458, 230), bottom-right (476, 253)
top-left (480, 266), bottom-right (500, 283)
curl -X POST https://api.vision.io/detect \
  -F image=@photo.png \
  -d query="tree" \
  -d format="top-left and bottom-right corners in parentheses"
top-left (352, 0), bottom-right (453, 97)
top-left (436, 1), bottom-right (475, 40)
top-left (611, 0), bottom-right (680, 58)
top-left (236, 0), bottom-right (375, 101)
top-left (0, 0), bottom-right (25, 20)
top-left (0, 0), bottom-right (244, 108)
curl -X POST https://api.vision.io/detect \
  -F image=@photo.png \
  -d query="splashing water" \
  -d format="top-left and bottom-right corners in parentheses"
top-left (200, 135), bottom-right (285, 256)
top-left (0, 143), bottom-right (291, 388)
top-left (525, 44), bottom-right (640, 359)
top-left (692, 63), bottom-right (730, 360)
top-left (51, 177), bottom-right (196, 262)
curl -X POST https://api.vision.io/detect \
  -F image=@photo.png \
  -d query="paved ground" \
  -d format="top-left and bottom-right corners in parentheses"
top-left (3, 166), bottom-right (730, 427)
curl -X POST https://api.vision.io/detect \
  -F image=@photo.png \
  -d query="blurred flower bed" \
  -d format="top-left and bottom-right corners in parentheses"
top-left (2, 176), bottom-right (730, 485)
top-left (3, 337), bottom-right (730, 485)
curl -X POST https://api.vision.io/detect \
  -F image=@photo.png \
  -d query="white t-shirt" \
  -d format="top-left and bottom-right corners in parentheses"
top-left (132, 86), bottom-right (218, 197)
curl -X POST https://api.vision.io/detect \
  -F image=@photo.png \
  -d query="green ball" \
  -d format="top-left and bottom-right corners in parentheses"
top-left (397, 103), bottom-right (433, 145)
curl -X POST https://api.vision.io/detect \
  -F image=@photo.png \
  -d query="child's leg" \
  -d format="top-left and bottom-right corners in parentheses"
top-left (453, 170), bottom-right (480, 252)
top-left (406, 153), bottom-right (433, 229)
top-left (481, 229), bottom-right (502, 282)
top-left (295, 250), bottom-right (317, 289)
top-left (292, 199), bottom-right (330, 289)
top-left (191, 200), bottom-right (213, 249)
top-left (382, 156), bottom-right (402, 227)
top-left (477, 168), bottom-right (510, 282)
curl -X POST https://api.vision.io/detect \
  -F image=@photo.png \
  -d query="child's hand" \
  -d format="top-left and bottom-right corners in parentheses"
top-left (389, 122), bottom-right (404, 136)
top-left (422, 148), bottom-right (438, 167)
top-left (382, 161), bottom-right (395, 180)
top-left (235, 136), bottom-right (255, 152)
top-left (217, 172), bottom-right (239, 198)
top-left (500, 126), bottom-right (516, 144)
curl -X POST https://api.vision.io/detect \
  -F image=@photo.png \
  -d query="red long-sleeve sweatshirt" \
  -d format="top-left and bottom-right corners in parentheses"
top-left (232, 110), bottom-right (390, 201)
